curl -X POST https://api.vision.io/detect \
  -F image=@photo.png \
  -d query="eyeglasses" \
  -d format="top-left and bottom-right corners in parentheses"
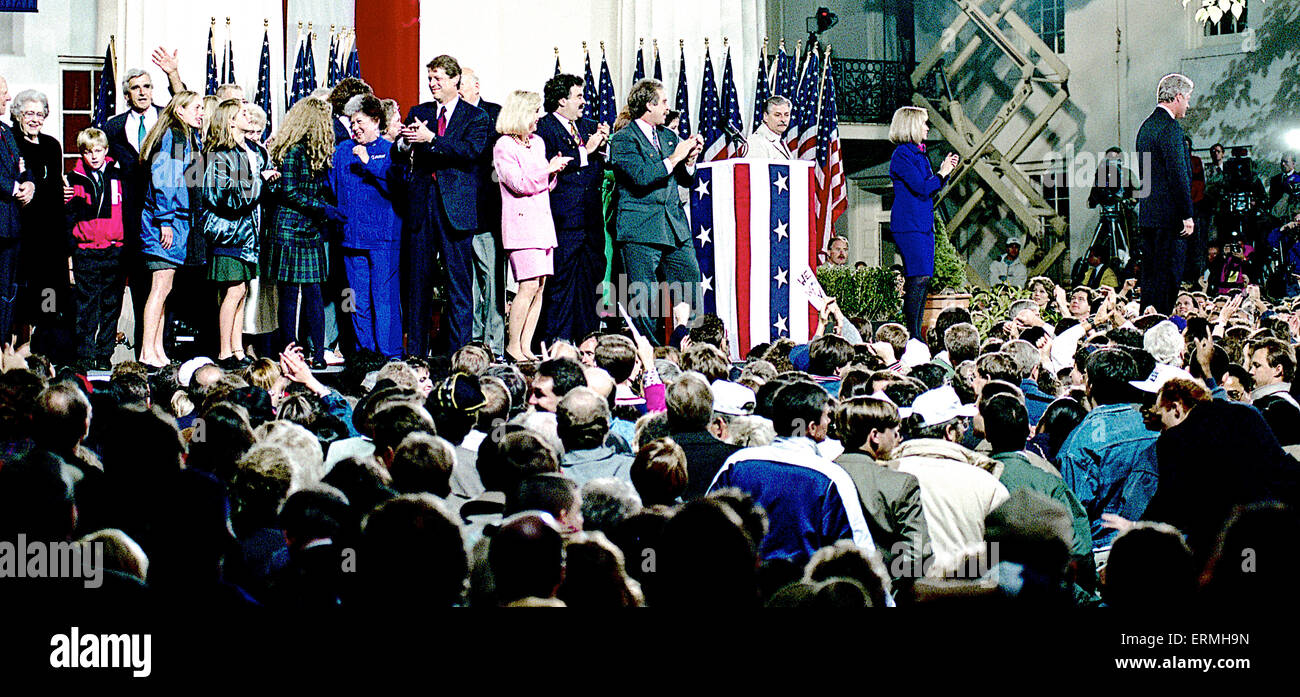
top-left (19, 111), bottom-right (46, 120)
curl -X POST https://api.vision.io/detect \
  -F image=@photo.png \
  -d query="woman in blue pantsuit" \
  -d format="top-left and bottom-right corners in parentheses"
top-left (888, 106), bottom-right (959, 342)
top-left (330, 94), bottom-right (403, 358)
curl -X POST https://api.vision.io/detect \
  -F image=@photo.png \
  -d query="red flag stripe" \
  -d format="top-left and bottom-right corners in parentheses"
top-left (734, 164), bottom-right (752, 356)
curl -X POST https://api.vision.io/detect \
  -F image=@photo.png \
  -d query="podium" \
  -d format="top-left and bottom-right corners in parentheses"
top-left (690, 159), bottom-right (820, 360)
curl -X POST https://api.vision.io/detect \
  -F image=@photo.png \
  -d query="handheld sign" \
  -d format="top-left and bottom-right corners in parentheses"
top-left (795, 268), bottom-right (829, 311)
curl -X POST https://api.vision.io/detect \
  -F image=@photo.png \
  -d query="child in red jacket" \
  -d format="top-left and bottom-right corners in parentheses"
top-left (63, 128), bottom-right (126, 371)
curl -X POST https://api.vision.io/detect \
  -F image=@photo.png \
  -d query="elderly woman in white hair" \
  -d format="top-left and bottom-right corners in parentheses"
top-left (10, 88), bottom-right (71, 351)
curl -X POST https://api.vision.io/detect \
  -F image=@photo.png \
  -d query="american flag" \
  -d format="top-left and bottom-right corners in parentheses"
top-left (327, 31), bottom-right (340, 88)
top-left (344, 32), bottom-right (361, 80)
top-left (254, 27), bottom-right (273, 141)
top-left (718, 46), bottom-right (744, 159)
top-left (772, 43), bottom-right (796, 104)
top-left (698, 45), bottom-right (723, 162)
top-left (205, 24), bottom-right (219, 96)
top-left (751, 45), bottom-right (769, 136)
top-left (674, 43), bottom-right (691, 139)
top-left (814, 56), bottom-right (846, 257)
top-left (221, 25), bottom-right (235, 85)
top-left (789, 41), bottom-right (820, 160)
top-left (288, 31), bottom-right (308, 107)
top-left (691, 160), bottom-right (820, 360)
top-left (653, 41), bottom-right (663, 81)
top-left (632, 41), bottom-right (645, 84)
top-left (303, 30), bottom-right (318, 93)
top-left (597, 48), bottom-right (617, 126)
top-left (582, 48), bottom-right (597, 121)
top-left (92, 40), bottom-right (115, 129)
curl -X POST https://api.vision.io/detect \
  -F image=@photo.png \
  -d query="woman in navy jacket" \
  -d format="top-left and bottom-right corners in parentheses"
top-left (888, 106), bottom-right (958, 341)
top-left (329, 94), bottom-right (403, 358)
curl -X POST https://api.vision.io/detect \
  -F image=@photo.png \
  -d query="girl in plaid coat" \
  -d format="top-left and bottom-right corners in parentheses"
top-left (267, 98), bottom-right (346, 367)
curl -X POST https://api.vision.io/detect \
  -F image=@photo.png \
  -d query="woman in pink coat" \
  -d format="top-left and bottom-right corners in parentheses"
top-left (494, 90), bottom-right (571, 361)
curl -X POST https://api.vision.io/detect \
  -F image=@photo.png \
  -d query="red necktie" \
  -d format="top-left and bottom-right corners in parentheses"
top-left (437, 106), bottom-right (447, 137)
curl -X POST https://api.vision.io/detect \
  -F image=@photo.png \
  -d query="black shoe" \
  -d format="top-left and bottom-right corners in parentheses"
top-left (308, 357), bottom-right (328, 371)
top-left (95, 357), bottom-right (113, 372)
top-left (217, 356), bottom-right (244, 371)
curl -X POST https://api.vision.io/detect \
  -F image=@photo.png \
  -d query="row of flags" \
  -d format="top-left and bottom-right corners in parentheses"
top-left (194, 20), bottom-right (362, 140)
top-left (557, 38), bottom-right (846, 254)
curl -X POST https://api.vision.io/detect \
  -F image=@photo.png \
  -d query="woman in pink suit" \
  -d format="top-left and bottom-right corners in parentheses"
top-left (494, 90), bottom-right (572, 362)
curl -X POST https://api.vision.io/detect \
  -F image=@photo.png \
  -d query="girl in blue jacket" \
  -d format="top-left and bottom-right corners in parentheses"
top-left (138, 90), bottom-right (203, 368)
top-left (888, 106), bottom-right (958, 341)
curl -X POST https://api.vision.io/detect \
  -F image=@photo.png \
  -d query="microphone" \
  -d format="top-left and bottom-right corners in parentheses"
top-left (723, 124), bottom-right (748, 157)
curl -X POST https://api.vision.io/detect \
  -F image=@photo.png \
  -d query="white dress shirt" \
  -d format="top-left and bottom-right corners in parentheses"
top-left (554, 113), bottom-right (588, 168)
top-left (127, 108), bottom-right (159, 153)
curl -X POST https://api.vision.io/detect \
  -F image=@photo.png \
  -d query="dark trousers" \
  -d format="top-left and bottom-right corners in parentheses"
top-left (0, 239), bottom-right (18, 343)
top-left (407, 186), bottom-right (474, 357)
top-left (278, 282), bottom-right (325, 363)
top-left (1139, 225), bottom-right (1187, 315)
top-left (903, 275), bottom-right (930, 343)
top-left (618, 238), bottom-right (701, 345)
top-left (72, 246), bottom-right (125, 360)
top-left (542, 225), bottom-right (601, 345)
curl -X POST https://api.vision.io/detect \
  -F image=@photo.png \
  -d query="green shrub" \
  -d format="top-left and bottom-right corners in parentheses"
top-left (931, 216), bottom-right (966, 293)
top-left (816, 265), bottom-right (903, 322)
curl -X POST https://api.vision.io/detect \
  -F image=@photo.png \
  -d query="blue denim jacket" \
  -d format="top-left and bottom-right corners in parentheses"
top-left (1057, 403), bottom-right (1160, 550)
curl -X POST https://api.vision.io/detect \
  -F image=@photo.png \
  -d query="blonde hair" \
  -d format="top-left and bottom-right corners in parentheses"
top-left (888, 106), bottom-right (928, 145)
top-left (139, 90), bottom-right (201, 163)
top-left (244, 103), bottom-right (267, 132)
top-left (245, 357), bottom-right (282, 392)
top-left (267, 97), bottom-right (335, 174)
top-left (201, 94), bottom-right (220, 141)
top-left (76, 127), bottom-right (108, 152)
top-left (204, 98), bottom-right (247, 151)
top-left (496, 90), bottom-right (543, 137)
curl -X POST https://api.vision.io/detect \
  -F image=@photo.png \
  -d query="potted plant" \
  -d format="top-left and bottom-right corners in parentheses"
top-left (922, 216), bottom-right (971, 335)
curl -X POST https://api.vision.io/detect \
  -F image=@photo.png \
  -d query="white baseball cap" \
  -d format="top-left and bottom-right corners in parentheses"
top-left (900, 385), bottom-right (978, 426)
top-left (178, 356), bottom-right (215, 387)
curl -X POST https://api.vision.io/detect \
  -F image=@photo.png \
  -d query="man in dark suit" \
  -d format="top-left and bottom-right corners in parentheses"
top-left (536, 73), bottom-right (610, 345)
top-left (1135, 73), bottom-right (1195, 315)
top-left (459, 68), bottom-right (505, 356)
top-left (0, 74), bottom-right (35, 342)
top-left (608, 78), bottom-right (704, 344)
top-left (104, 57), bottom-right (185, 355)
top-left (399, 55), bottom-right (492, 357)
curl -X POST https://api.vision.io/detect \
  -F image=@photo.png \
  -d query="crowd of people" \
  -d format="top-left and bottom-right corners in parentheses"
top-left (1, 273), bottom-right (1298, 608)
top-left (0, 58), bottom-right (1298, 610)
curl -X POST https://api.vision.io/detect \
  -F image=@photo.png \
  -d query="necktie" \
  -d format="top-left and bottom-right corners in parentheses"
top-left (436, 106), bottom-right (447, 137)
top-left (137, 115), bottom-right (147, 152)
top-left (649, 127), bottom-right (660, 154)
top-left (569, 123), bottom-right (584, 149)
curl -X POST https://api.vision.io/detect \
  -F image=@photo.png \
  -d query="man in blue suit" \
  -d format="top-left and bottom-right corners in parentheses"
top-left (399, 55), bottom-right (492, 356)
top-left (536, 73), bottom-right (609, 345)
top-left (608, 78), bottom-right (704, 344)
top-left (1136, 73), bottom-right (1195, 315)
top-left (0, 74), bottom-right (35, 343)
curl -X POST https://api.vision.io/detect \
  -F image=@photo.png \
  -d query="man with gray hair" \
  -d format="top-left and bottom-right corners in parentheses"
top-left (666, 372), bottom-right (742, 500)
top-left (557, 386), bottom-right (634, 487)
top-left (746, 95), bottom-right (793, 159)
top-left (1136, 73), bottom-right (1195, 315)
top-left (1002, 339), bottom-right (1053, 425)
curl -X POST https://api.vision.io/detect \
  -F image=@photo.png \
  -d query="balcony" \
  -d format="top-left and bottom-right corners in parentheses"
top-left (830, 58), bottom-right (946, 124)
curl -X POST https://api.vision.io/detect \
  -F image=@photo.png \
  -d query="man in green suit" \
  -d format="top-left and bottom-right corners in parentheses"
top-left (609, 78), bottom-right (704, 343)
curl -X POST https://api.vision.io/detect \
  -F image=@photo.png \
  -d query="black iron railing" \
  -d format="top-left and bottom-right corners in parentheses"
top-left (830, 58), bottom-right (945, 124)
